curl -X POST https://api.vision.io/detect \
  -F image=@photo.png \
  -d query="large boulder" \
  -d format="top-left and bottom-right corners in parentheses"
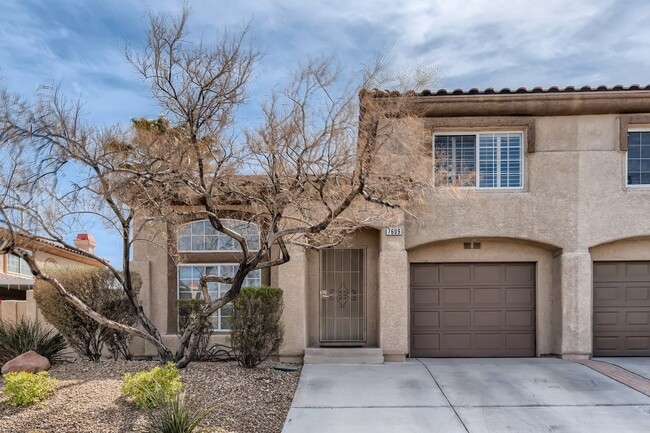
top-left (1, 351), bottom-right (51, 374)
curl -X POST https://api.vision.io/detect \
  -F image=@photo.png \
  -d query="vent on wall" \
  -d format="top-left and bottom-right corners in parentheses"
top-left (464, 242), bottom-right (482, 250)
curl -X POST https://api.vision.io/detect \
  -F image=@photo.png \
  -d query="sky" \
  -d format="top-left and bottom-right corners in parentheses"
top-left (2, 0), bottom-right (650, 265)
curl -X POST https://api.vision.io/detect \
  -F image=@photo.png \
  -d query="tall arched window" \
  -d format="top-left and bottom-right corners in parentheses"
top-left (177, 219), bottom-right (260, 252)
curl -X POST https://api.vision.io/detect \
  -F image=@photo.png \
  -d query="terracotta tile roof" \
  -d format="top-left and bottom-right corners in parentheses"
top-left (366, 84), bottom-right (650, 97)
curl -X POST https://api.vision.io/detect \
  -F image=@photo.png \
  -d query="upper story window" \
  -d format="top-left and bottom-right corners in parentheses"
top-left (7, 253), bottom-right (31, 276)
top-left (627, 131), bottom-right (650, 186)
top-left (178, 219), bottom-right (260, 252)
top-left (434, 132), bottom-right (524, 189)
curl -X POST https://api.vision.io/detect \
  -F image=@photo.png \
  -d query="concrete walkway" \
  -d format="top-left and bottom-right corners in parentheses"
top-left (281, 358), bottom-right (650, 433)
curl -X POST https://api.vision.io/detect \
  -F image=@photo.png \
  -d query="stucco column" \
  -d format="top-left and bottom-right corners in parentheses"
top-left (560, 250), bottom-right (593, 359)
top-left (278, 245), bottom-right (308, 363)
top-left (378, 227), bottom-right (408, 361)
top-left (130, 260), bottom-right (152, 356)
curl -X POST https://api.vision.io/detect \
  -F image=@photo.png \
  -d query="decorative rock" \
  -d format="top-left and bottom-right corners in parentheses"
top-left (1, 351), bottom-right (51, 374)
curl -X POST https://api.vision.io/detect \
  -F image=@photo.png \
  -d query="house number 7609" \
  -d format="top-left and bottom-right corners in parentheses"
top-left (385, 227), bottom-right (403, 236)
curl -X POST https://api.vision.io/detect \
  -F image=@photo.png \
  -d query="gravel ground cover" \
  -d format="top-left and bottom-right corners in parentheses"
top-left (0, 360), bottom-right (301, 433)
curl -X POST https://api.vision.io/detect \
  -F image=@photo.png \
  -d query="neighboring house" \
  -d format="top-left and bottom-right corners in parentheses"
top-left (131, 85), bottom-right (650, 362)
top-left (0, 233), bottom-right (102, 303)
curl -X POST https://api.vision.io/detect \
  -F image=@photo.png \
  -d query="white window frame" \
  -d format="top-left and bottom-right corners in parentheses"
top-left (177, 263), bottom-right (262, 331)
top-left (432, 131), bottom-right (525, 190)
top-left (626, 128), bottom-right (650, 188)
top-left (177, 219), bottom-right (261, 253)
top-left (6, 253), bottom-right (32, 276)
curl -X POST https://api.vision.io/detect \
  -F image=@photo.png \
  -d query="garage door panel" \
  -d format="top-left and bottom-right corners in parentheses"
top-left (474, 310), bottom-right (503, 327)
top-left (594, 285), bottom-right (619, 302)
top-left (411, 288), bottom-right (439, 307)
top-left (411, 310), bottom-right (439, 329)
top-left (473, 333), bottom-right (504, 350)
top-left (410, 263), bottom-right (535, 357)
top-left (505, 310), bottom-right (534, 328)
top-left (441, 333), bottom-right (472, 351)
top-left (441, 311), bottom-right (471, 329)
top-left (505, 265), bottom-right (535, 285)
top-left (473, 288), bottom-right (503, 305)
top-left (593, 261), bottom-right (650, 356)
top-left (412, 333), bottom-right (439, 352)
top-left (505, 287), bottom-right (534, 306)
top-left (411, 266), bottom-right (439, 286)
top-left (473, 265), bottom-right (504, 284)
top-left (626, 262), bottom-right (650, 279)
top-left (506, 333), bottom-right (535, 350)
top-left (626, 286), bottom-right (650, 302)
top-left (441, 288), bottom-right (471, 306)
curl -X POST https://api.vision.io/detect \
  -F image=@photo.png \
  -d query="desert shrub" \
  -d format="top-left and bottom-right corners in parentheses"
top-left (34, 266), bottom-right (138, 361)
top-left (121, 362), bottom-right (183, 408)
top-left (149, 393), bottom-right (211, 433)
top-left (3, 371), bottom-right (57, 406)
top-left (0, 318), bottom-right (67, 364)
top-left (231, 286), bottom-right (284, 368)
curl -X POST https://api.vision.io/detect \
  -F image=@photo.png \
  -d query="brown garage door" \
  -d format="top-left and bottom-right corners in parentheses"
top-left (410, 263), bottom-right (536, 357)
top-left (593, 261), bottom-right (650, 356)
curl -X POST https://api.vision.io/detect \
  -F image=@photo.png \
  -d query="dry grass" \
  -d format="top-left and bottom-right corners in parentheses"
top-left (0, 360), bottom-right (301, 433)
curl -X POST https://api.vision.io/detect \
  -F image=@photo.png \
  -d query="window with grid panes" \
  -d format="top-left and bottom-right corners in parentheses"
top-left (627, 131), bottom-right (650, 185)
top-left (434, 132), bottom-right (523, 188)
top-left (178, 265), bottom-right (261, 330)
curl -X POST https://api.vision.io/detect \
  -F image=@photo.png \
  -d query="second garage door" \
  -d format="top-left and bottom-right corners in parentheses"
top-left (593, 261), bottom-right (650, 356)
top-left (410, 263), bottom-right (536, 357)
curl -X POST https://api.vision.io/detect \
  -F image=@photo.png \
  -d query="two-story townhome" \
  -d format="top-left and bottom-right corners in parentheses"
top-left (131, 85), bottom-right (650, 363)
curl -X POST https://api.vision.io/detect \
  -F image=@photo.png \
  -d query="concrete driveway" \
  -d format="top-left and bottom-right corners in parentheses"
top-left (281, 358), bottom-right (650, 433)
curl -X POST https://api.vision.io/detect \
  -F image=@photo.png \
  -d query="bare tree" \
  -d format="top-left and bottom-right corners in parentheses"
top-left (0, 8), bottom-right (434, 366)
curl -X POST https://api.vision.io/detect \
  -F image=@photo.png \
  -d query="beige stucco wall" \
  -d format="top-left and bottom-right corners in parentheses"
top-left (400, 113), bottom-right (650, 358)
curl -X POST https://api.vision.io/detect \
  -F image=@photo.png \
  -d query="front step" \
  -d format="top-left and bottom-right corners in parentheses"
top-left (303, 347), bottom-right (384, 364)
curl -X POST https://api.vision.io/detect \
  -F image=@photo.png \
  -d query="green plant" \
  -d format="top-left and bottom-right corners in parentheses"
top-left (149, 393), bottom-right (212, 433)
top-left (0, 318), bottom-right (67, 364)
top-left (34, 266), bottom-right (138, 361)
top-left (231, 286), bottom-right (284, 368)
top-left (3, 371), bottom-right (57, 406)
top-left (121, 362), bottom-right (183, 408)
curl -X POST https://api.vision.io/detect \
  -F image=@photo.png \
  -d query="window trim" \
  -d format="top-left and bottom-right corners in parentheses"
top-left (177, 219), bottom-right (261, 253)
top-left (432, 130), bottom-right (526, 190)
top-left (176, 263), bottom-right (262, 331)
top-left (625, 128), bottom-right (650, 188)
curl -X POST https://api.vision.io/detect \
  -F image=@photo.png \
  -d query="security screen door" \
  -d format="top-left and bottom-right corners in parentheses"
top-left (320, 248), bottom-right (366, 344)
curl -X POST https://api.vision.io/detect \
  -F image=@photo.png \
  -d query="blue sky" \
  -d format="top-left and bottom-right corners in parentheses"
top-left (2, 0), bottom-right (650, 266)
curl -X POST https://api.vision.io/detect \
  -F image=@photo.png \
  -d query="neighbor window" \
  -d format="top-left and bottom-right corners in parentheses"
top-left (434, 132), bottom-right (524, 188)
top-left (177, 264), bottom-right (261, 330)
top-left (627, 131), bottom-right (650, 186)
top-left (177, 219), bottom-right (260, 252)
top-left (7, 254), bottom-right (31, 276)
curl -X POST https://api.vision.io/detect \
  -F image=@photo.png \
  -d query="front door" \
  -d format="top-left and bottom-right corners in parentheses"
top-left (320, 248), bottom-right (366, 345)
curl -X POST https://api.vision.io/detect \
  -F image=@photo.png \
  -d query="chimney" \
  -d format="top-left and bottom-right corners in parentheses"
top-left (74, 233), bottom-right (96, 255)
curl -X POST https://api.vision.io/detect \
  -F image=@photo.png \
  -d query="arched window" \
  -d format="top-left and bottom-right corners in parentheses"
top-left (177, 219), bottom-right (260, 252)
